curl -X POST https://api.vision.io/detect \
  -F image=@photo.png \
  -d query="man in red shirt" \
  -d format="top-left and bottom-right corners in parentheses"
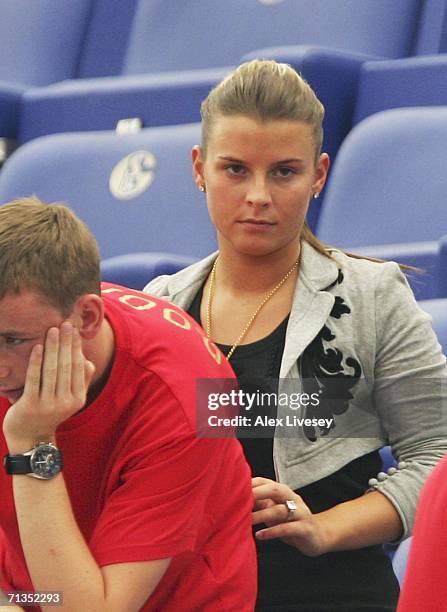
top-left (397, 454), bottom-right (447, 612)
top-left (0, 197), bottom-right (256, 611)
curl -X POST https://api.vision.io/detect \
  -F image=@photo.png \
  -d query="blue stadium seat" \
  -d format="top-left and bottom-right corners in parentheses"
top-left (0, 85), bottom-right (24, 141)
top-left (125, 0), bottom-right (422, 72)
top-left (101, 252), bottom-right (197, 290)
top-left (418, 299), bottom-right (447, 353)
top-left (392, 537), bottom-right (412, 586)
top-left (0, 0), bottom-right (93, 87)
top-left (0, 124), bottom-right (216, 260)
top-left (316, 107), bottom-right (447, 300)
top-left (439, 235), bottom-right (447, 297)
top-left (18, 0), bottom-right (426, 145)
top-left (318, 108), bottom-right (447, 247)
top-left (413, 0), bottom-right (447, 55)
top-left (0, 0), bottom-right (93, 140)
top-left (19, 67), bottom-right (230, 144)
top-left (379, 446), bottom-right (397, 472)
top-left (345, 242), bottom-right (441, 301)
top-left (354, 55), bottom-right (447, 126)
top-left (75, 0), bottom-right (140, 78)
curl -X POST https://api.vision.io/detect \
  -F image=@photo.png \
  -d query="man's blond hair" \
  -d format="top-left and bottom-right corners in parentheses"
top-left (0, 196), bottom-right (101, 315)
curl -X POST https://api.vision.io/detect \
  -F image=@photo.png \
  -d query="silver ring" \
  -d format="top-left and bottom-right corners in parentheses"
top-left (284, 499), bottom-right (297, 522)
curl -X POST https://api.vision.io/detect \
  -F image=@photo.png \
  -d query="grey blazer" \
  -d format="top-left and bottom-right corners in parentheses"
top-left (144, 241), bottom-right (447, 539)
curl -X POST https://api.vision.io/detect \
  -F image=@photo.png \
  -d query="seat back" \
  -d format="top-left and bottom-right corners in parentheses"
top-left (439, 235), bottom-right (447, 297)
top-left (76, 0), bottom-right (140, 77)
top-left (419, 299), bottom-right (447, 354)
top-left (0, 0), bottom-right (93, 86)
top-left (354, 55), bottom-right (447, 126)
top-left (101, 252), bottom-right (197, 290)
top-left (0, 124), bottom-right (216, 260)
top-left (392, 537), bottom-right (413, 586)
top-left (379, 446), bottom-right (397, 472)
top-left (123, 0), bottom-right (422, 75)
top-left (414, 0), bottom-right (447, 55)
top-left (317, 108), bottom-right (447, 248)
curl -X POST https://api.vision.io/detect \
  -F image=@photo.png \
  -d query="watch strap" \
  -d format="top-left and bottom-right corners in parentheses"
top-left (4, 454), bottom-right (32, 475)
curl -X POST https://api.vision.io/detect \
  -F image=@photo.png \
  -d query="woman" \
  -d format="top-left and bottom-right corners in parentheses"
top-left (144, 60), bottom-right (447, 611)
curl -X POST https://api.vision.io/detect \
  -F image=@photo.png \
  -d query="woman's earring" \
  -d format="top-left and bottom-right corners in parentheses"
top-left (199, 184), bottom-right (206, 193)
top-left (313, 192), bottom-right (320, 199)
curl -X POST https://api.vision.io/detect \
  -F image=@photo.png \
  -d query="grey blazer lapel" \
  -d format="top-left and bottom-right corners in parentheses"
top-left (280, 242), bottom-right (340, 377)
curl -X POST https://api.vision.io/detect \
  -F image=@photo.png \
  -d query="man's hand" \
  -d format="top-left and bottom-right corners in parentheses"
top-left (2, 322), bottom-right (95, 452)
top-left (252, 477), bottom-right (329, 557)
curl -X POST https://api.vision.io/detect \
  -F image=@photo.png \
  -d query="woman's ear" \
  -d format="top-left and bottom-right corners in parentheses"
top-left (70, 294), bottom-right (104, 340)
top-left (192, 145), bottom-right (206, 190)
top-left (313, 153), bottom-right (330, 195)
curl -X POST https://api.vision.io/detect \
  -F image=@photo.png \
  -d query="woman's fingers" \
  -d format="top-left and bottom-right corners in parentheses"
top-left (253, 498), bottom-right (275, 512)
top-left (255, 520), bottom-right (305, 541)
top-left (251, 477), bottom-right (312, 540)
top-left (253, 482), bottom-right (298, 505)
top-left (252, 476), bottom-right (274, 488)
top-left (253, 498), bottom-right (306, 525)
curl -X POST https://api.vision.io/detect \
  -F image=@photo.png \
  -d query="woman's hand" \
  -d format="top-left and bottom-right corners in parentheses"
top-left (252, 476), bottom-right (330, 557)
top-left (2, 322), bottom-right (95, 452)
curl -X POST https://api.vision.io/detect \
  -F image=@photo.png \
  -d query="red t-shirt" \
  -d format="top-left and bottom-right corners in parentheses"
top-left (0, 284), bottom-right (257, 611)
top-left (397, 454), bottom-right (447, 612)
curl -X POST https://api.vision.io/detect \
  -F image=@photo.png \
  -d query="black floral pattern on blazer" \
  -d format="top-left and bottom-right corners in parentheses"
top-left (299, 270), bottom-right (362, 441)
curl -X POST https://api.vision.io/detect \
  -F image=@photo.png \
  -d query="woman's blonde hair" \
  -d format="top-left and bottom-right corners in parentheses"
top-left (200, 59), bottom-right (331, 258)
top-left (201, 59), bottom-right (324, 160)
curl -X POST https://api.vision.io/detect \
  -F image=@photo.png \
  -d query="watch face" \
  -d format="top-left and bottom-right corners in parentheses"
top-left (30, 444), bottom-right (63, 480)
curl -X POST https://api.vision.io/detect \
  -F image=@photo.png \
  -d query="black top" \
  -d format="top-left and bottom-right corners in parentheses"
top-left (189, 287), bottom-right (399, 611)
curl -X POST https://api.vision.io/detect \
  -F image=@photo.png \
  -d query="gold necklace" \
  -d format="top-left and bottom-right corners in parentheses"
top-left (206, 256), bottom-right (299, 360)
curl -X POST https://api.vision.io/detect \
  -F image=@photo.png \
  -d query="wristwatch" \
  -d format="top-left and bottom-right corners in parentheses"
top-left (3, 442), bottom-right (63, 480)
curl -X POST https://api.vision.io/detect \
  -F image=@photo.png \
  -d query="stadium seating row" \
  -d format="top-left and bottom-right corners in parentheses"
top-left (317, 107), bottom-right (447, 300)
top-left (1, 0), bottom-right (442, 88)
top-left (2, 0), bottom-right (447, 157)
